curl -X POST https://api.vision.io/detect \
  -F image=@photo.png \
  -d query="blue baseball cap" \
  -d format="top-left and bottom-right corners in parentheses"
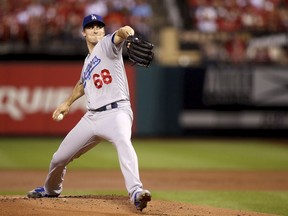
top-left (82, 14), bottom-right (105, 29)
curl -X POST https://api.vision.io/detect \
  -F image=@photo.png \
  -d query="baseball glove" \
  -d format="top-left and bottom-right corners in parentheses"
top-left (126, 35), bottom-right (154, 67)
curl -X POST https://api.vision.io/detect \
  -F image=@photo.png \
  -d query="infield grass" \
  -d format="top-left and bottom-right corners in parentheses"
top-left (0, 137), bottom-right (288, 170)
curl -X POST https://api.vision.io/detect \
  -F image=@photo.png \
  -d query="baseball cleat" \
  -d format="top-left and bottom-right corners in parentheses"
top-left (134, 189), bottom-right (151, 211)
top-left (27, 187), bottom-right (59, 198)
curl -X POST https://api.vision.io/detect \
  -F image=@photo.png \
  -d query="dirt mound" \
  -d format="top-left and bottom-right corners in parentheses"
top-left (1, 170), bottom-right (286, 216)
top-left (0, 195), bottom-right (275, 216)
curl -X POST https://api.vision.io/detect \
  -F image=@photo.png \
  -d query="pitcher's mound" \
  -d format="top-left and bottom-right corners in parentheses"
top-left (0, 195), bottom-right (274, 216)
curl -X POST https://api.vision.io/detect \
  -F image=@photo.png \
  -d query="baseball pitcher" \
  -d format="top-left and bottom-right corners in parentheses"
top-left (27, 14), bottom-right (154, 212)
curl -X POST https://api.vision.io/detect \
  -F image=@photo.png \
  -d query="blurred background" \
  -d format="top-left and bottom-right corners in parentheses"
top-left (1, 0), bottom-right (288, 138)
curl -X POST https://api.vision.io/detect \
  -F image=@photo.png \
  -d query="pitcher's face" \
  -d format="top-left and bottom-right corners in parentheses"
top-left (82, 23), bottom-right (105, 45)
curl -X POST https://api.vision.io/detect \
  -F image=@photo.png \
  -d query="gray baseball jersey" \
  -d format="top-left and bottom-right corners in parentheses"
top-left (42, 31), bottom-right (144, 206)
top-left (80, 33), bottom-right (130, 110)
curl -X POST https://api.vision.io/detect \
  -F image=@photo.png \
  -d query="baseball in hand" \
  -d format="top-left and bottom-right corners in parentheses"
top-left (57, 113), bottom-right (64, 121)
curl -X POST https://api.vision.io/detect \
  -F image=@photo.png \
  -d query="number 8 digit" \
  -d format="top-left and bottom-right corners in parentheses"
top-left (101, 69), bottom-right (112, 84)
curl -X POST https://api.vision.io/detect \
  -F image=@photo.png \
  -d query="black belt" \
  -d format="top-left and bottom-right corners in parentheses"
top-left (89, 102), bottom-right (118, 112)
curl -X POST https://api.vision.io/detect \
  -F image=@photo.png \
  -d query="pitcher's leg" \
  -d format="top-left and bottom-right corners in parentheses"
top-left (115, 136), bottom-right (143, 196)
top-left (44, 117), bottom-right (98, 195)
top-left (102, 109), bottom-right (143, 197)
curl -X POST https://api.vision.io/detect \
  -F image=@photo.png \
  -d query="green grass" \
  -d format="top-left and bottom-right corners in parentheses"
top-left (1, 137), bottom-right (288, 215)
top-left (0, 137), bottom-right (288, 170)
top-left (135, 139), bottom-right (288, 170)
top-left (152, 190), bottom-right (288, 216)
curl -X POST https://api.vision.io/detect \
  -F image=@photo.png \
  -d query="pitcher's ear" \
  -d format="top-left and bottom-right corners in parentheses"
top-left (82, 30), bottom-right (86, 37)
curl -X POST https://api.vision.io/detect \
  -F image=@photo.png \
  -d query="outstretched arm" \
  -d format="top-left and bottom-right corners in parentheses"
top-left (52, 80), bottom-right (85, 121)
top-left (113, 26), bottom-right (135, 45)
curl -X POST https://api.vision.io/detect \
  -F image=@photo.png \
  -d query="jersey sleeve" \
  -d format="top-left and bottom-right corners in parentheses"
top-left (101, 33), bottom-right (124, 59)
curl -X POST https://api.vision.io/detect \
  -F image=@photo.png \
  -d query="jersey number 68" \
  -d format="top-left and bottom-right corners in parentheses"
top-left (93, 69), bottom-right (112, 89)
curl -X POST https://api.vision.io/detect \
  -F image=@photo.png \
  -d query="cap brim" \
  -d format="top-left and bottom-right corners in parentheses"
top-left (83, 20), bottom-right (105, 29)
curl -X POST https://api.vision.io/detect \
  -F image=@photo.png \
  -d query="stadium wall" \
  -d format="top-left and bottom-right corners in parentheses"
top-left (1, 62), bottom-right (288, 137)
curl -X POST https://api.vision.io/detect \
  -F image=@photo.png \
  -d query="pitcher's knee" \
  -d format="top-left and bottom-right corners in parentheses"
top-left (114, 136), bottom-right (131, 146)
top-left (51, 153), bottom-right (70, 167)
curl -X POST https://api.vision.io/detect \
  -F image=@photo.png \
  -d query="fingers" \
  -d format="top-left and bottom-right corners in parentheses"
top-left (52, 109), bottom-right (66, 121)
top-left (52, 110), bottom-right (60, 121)
top-left (52, 104), bottom-right (70, 121)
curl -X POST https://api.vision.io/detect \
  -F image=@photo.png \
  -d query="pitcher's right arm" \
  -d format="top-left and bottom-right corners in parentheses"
top-left (52, 81), bottom-right (85, 121)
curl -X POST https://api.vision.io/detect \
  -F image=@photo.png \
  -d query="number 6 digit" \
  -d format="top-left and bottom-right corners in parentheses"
top-left (93, 73), bottom-right (103, 89)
